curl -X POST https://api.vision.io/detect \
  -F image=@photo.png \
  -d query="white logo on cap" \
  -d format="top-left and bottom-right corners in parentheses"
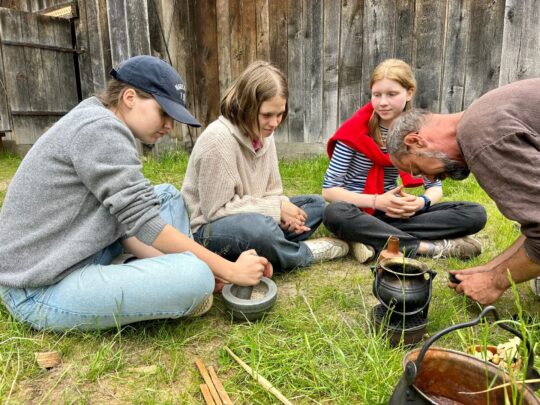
top-left (175, 83), bottom-right (185, 91)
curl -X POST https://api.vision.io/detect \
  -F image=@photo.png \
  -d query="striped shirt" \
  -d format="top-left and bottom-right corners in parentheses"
top-left (323, 127), bottom-right (441, 193)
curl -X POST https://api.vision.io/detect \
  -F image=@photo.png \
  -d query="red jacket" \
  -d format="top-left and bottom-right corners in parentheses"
top-left (327, 102), bottom-right (423, 214)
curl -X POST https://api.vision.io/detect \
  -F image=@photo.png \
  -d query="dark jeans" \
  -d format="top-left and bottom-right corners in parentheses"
top-left (323, 201), bottom-right (487, 257)
top-left (194, 195), bottom-right (325, 272)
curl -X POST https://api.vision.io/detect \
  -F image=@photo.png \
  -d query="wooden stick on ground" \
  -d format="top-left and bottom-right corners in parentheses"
top-left (224, 346), bottom-right (293, 405)
top-left (200, 384), bottom-right (216, 405)
top-left (208, 366), bottom-right (233, 405)
top-left (195, 359), bottom-right (223, 405)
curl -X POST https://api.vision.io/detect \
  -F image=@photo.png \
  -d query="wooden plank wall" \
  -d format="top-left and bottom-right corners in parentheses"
top-left (157, 0), bottom-right (539, 153)
top-left (0, 7), bottom-right (78, 151)
top-left (2, 0), bottom-right (540, 154)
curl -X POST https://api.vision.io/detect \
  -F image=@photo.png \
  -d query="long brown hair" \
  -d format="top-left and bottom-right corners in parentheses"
top-left (368, 59), bottom-right (416, 146)
top-left (220, 60), bottom-right (288, 140)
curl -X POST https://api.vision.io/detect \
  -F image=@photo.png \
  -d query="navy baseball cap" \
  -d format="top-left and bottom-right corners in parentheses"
top-left (110, 55), bottom-right (201, 127)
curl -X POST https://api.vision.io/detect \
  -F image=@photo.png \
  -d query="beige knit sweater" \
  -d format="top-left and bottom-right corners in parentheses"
top-left (182, 116), bottom-right (289, 232)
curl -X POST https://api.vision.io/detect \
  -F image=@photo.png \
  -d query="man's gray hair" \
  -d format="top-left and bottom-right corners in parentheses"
top-left (387, 109), bottom-right (431, 158)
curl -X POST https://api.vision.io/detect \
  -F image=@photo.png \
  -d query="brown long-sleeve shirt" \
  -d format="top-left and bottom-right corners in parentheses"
top-left (458, 78), bottom-right (540, 263)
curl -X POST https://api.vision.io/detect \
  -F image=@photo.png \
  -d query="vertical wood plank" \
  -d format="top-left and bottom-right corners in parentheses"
top-left (268, 0), bottom-right (288, 143)
top-left (322, 0), bottom-right (340, 141)
top-left (268, 0), bottom-right (288, 75)
top-left (190, 0), bottom-right (220, 128)
top-left (499, 0), bottom-right (540, 86)
top-left (126, 0), bottom-right (151, 56)
top-left (394, 0), bottom-right (414, 63)
top-left (412, 0), bottom-right (446, 111)
top-left (440, 0), bottom-right (470, 113)
top-left (0, 25), bottom-right (12, 132)
top-left (229, 0), bottom-right (257, 79)
top-left (463, 0), bottom-right (505, 107)
top-left (216, 0), bottom-right (232, 96)
top-left (287, 0), bottom-right (303, 142)
top-left (256, 0), bottom-right (270, 60)
top-left (107, 0), bottom-right (129, 65)
top-left (338, 0), bottom-right (363, 123)
top-left (20, 11), bottom-right (47, 112)
top-left (361, 0), bottom-right (396, 105)
top-left (75, 0), bottom-right (111, 97)
top-left (50, 14), bottom-right (78, 111)
top-left (306, 0), bottom-right (323, 143)
top-left (172, 0), bottom-right (198, 146)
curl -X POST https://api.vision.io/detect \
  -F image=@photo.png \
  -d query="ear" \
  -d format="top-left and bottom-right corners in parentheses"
top-left (406, 88), bottom-right (414, 102)
top-left (403, 132), bottom-right (427, 150)
top-left (121, 88), bottom-right (137, 109)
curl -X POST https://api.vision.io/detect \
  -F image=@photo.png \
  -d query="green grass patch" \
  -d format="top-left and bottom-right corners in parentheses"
top-left (0, 150), bottom-right (539, 403)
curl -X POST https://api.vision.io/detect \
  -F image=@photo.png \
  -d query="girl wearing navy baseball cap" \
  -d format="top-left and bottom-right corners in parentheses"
top-left (0, 55), bottom-right (269, 331)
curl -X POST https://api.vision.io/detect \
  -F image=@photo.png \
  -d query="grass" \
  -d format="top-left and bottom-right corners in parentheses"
top-left (1, 150), bottom-right (540, 403)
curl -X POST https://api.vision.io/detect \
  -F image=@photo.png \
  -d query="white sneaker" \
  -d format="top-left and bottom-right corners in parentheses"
top-left (350, 242), bottom-right (375, 263)
top-left (304, 237), bottom-right (349, 262)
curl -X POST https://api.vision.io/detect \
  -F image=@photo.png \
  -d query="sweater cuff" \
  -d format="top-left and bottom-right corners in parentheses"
top-left (136, 216), bottom-right (167, 245)
top-left (523, 238), bottom-right (540, 265)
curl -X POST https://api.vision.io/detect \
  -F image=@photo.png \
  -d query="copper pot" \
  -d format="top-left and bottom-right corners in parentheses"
top-left (389, 306), bottom-right (540, 404)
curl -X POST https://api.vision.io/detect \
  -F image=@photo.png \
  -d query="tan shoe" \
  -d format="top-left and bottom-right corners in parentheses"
top-left (187, 294), bottom-right (213, 318)
top-left (430, 236), bottom-right (482, 259)
top-left (304, 237), bottom-right (349, 261)
top-left (350, 242), bottom-right (375, 263)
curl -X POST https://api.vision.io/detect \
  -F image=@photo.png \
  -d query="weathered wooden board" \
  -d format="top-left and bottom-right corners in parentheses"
top-left (268, 0), bottom-right (288, 143)
top-left (76, 0), bottom-right (111, 97)
top-left (413, 0), bottom-right (446, 111)
top-left (305, 0), bottom-right (323, 143)
top-left (287, 0), bottom-right (303, 143)
top-left (0, 13), bottom-right (11, 132)
top-left (463, 0), bottom-right (505, 107)
top-left (440, 0), bottom-right (470, 113)
top-left (499, 0), bottom-right (540, 86)
top-left (322, 0), bottom-right (340, 141)
top-left (189, 0), bottom-right (220, 129)
top-left (339, 0), bottom-right (363, 123)
top-left (361, 0), bottom-right (396, 105)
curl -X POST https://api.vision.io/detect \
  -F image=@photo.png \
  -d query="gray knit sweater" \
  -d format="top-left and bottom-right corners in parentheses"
top-left (0, 97), bottom-right (166, 288)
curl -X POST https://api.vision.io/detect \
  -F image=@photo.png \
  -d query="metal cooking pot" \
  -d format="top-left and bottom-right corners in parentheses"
top-left (373, 257), bottom-right (436, 316)
top-left (389, 306), bottom-right (540, 404)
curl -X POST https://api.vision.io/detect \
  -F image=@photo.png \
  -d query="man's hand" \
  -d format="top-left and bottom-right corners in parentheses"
top-left (448, 265), bottom-right (508, 305)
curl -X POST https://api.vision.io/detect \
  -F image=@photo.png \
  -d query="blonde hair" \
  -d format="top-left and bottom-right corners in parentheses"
top-left (97, 78), bottom-right (152, 109)
top-left (220, 60), bottom-right (288, 140)
top-left (368, 59), bottom-right (416, 146)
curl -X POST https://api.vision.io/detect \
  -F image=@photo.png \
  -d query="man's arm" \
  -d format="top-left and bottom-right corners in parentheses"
top-left (450, 235), bottom-right (540, 304)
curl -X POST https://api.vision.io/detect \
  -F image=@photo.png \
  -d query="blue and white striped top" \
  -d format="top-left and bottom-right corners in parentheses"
top-left (323, 128), bottom-right (441, 193)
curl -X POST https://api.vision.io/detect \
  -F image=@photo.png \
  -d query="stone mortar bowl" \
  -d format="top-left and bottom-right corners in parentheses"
top-left (221, 277), bottom-right (277, 321)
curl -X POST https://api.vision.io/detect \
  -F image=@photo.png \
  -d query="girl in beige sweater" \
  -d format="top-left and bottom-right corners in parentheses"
top-left (182, 61), bottom-right (348, 276)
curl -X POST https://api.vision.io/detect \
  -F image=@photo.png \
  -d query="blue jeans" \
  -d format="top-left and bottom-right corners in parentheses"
top-left (194, 195), bottom-right (325, 272)
top-left (0, 184), bottom-right (214, 331)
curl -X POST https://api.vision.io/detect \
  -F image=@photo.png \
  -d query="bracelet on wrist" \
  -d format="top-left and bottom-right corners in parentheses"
top-left (372, 194), bottom-right (378, 210)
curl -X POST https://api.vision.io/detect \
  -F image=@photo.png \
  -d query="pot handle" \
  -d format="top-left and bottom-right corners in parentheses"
top-left (373, 269), bottom-right (436, 317)
top-left (404, 305), bottom-right (540, 390)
